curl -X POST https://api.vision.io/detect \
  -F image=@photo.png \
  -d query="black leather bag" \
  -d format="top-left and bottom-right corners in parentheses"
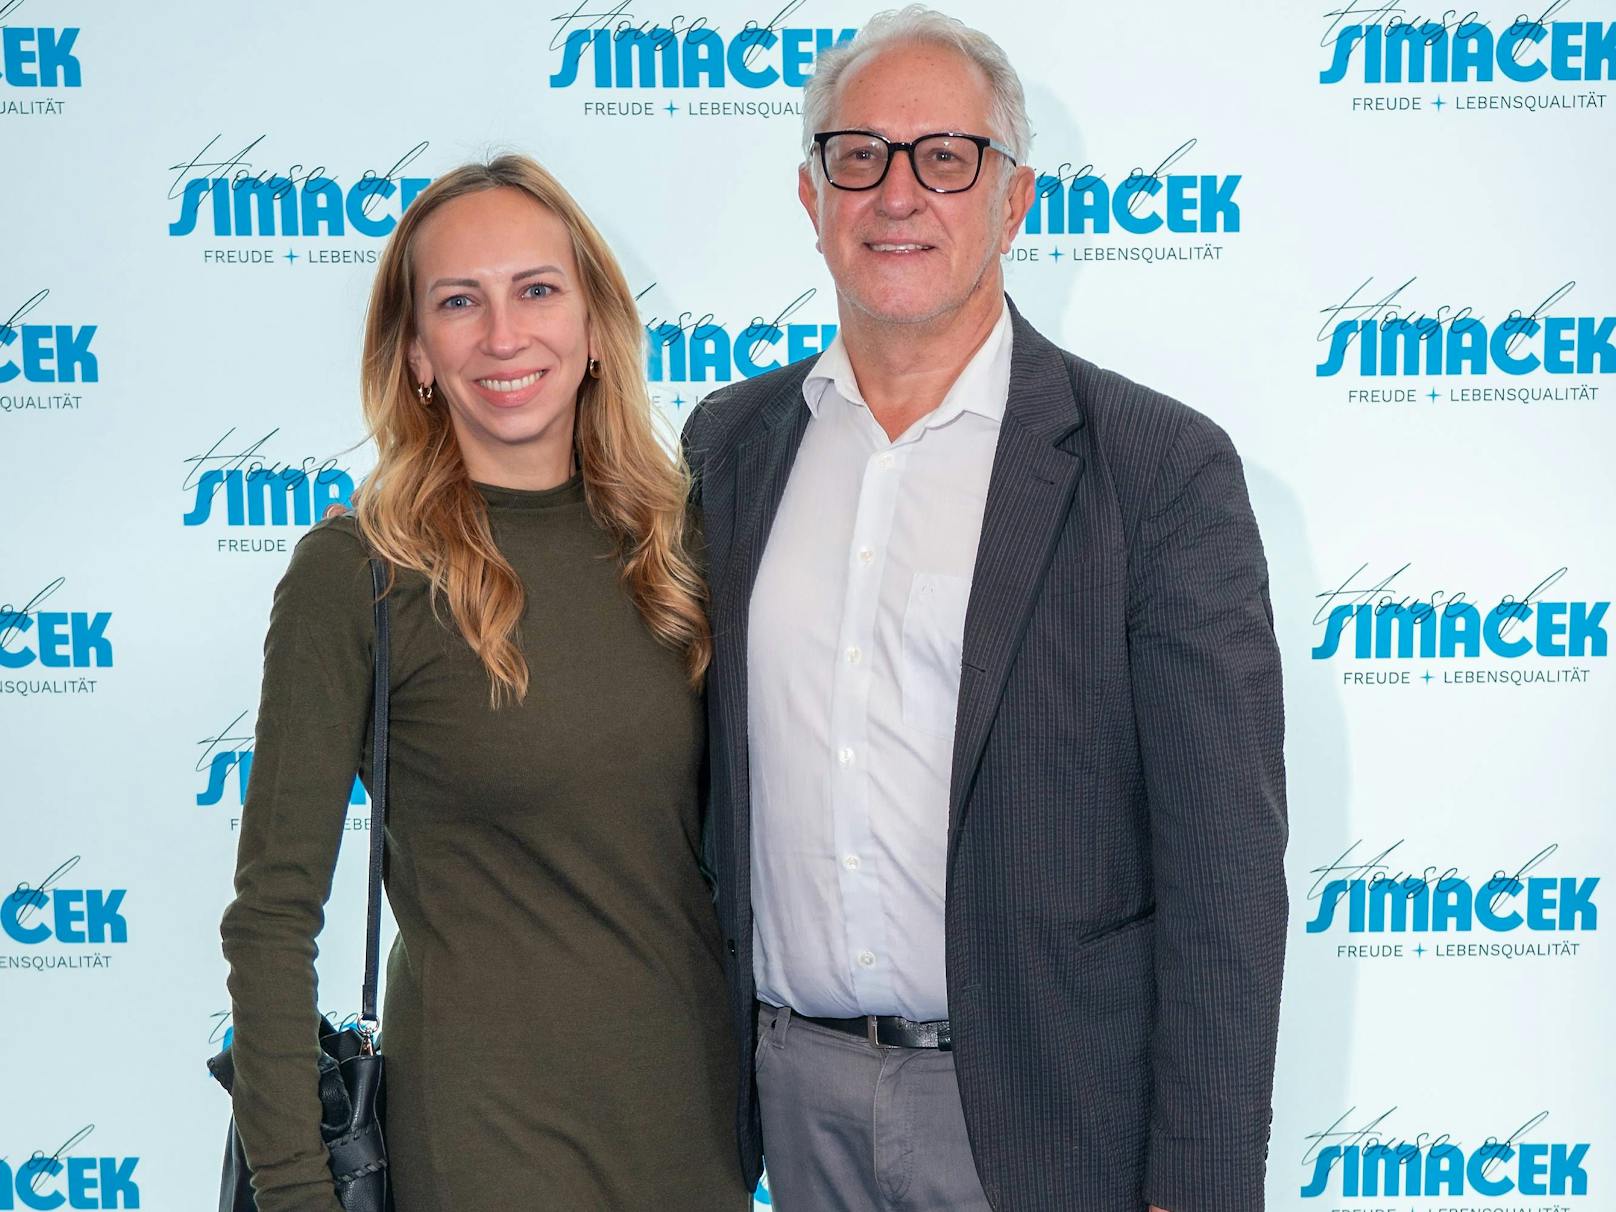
top-left (209, 558), bottom-right (396, 1211)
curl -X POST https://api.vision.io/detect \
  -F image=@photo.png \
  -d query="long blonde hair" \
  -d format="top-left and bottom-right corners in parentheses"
top-left (354, 155), bottom-right (710, 704)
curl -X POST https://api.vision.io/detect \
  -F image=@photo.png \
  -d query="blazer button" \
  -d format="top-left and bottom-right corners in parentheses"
top-left (727, 938), bottom-right (737, 956)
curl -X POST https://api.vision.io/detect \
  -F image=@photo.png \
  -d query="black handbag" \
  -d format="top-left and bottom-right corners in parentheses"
top-left (209, 557), bottom-right (396, 1211)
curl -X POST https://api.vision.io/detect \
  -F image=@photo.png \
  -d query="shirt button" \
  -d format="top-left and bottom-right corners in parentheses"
top-left (837, 746), bottom-right (855, 766)
top-left (878, 452), bottom-right (896, 469)
top-left (845, 646), bottom-right (862, 664)
top-left (857, 547), bottom-right (874, 565)
top-left (857, 950), bottom-right (876, 968)
top-left (843, 854), bottom-right (861, 871)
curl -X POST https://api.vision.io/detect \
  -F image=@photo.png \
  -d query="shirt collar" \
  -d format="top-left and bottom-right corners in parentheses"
top-left (802, 297), bottom-right (1013, 428)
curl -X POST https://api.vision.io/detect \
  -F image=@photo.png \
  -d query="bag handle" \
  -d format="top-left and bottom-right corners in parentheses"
top-left (359, 557), bottom-right (391, 1043)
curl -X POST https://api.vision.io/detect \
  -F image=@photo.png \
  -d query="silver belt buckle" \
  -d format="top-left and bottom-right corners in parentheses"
top-left (865, 1015), bottom-right (880, 1046)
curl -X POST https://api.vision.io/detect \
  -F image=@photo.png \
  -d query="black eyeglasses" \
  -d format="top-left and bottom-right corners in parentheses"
top-left (812, 129), bottom-right (1018, 194)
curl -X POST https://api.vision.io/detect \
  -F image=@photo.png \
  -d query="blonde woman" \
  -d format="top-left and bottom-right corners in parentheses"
top-left (219, 156), bottom-right (749, 1210)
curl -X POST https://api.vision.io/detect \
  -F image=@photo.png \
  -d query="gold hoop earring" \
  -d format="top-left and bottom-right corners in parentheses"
top-left (416, 381), bottom-right (434, 404)
top-left (586, 358), bottom-right (602, 380)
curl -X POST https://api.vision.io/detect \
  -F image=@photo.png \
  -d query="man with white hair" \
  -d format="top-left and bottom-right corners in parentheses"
top-left (684, 7), bottom-right (1288, 1209)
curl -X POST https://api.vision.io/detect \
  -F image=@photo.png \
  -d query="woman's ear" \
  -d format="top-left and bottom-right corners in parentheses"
top-left (408, 333), bottom-right (432, 390)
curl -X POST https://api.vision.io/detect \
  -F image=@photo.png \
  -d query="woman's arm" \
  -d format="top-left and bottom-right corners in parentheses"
top-left (219, 520), bottom-right (375, 1212)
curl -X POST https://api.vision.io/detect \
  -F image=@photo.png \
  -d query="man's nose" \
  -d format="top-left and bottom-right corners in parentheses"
top-left (874, 147), bottom-right (926, 219)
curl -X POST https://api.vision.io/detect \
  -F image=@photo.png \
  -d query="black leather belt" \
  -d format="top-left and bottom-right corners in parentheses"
top-left (795, 1011), bottom-right (952, 1051)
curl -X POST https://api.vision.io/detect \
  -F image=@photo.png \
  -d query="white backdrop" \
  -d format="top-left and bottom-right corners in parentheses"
top-left (2, 0), bottom-right (1613, 1207)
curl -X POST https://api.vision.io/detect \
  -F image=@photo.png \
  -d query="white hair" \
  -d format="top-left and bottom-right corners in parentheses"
top-left (801, 5), bottom-right (1033, 184)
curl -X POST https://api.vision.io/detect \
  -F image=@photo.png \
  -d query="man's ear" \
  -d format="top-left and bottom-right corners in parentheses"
top-left (799, 163), bottom-right (824, 249)
top-left (1000, 165), bottom-right (1036, 254)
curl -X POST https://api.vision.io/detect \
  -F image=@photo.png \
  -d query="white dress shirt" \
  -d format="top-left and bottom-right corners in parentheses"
top-left (747, 299), bottom-right (1012, 1021)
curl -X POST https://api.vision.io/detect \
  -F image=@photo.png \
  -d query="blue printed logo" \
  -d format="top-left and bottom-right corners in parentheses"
top-left (1320, 5), bottom-right (1614, 114)
top-left (2, 858), bottom-right (128, 974)
top-left (0, 1126), bottom-right (140, 1210)
top-left (1016, 138), bottom-right (1240, 271)
top-left (1310, 564), bottom-right (1606, 687)
top-left (0, 22), bottom-right (81, 91)
top-left (181, 428), bottom-right (355, 552)
top-left (166, 135), bottom-right (431, 265)
top-left (549, 9), bottom-right (854, 100)
top-left (0, 579), bottom-right (113, 687)
top-left (548, 8), bottom-right (855, 120)
top-left (1, 290), bottom-right (95, 416)
top-left (1305, 840), bottom-right (1596, 959)
top-left (1317, 278), bottom-right (1613, 404)
top-left (641, 288), bottom-right (835, 404)
top-left (1301, 1109), bottom-right (1589, 1201)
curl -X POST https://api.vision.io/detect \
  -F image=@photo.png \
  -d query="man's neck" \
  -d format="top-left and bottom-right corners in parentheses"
top-left (839, 284), bottom-right (1005, 442)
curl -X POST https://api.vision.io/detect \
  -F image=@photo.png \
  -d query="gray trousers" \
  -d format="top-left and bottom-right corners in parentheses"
top-left (755, 1003), bottom-right (993, 1212)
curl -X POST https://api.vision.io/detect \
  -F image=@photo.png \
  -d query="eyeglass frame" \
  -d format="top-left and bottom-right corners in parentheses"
top-left (811, 129), bottom-right (1019, 194)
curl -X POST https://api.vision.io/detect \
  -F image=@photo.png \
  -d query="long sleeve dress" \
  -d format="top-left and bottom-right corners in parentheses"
top-left (219, 475), bottom-right (749, 1210)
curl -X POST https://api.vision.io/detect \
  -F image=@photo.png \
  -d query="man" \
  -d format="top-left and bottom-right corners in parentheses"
top-left (683, 8), bottom-right (1288, 1211)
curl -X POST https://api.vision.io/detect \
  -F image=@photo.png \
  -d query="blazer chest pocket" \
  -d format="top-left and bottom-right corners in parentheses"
top-left (901, 572), bottom-right (972, 739)
top-left (1039, 540), bottom-right (1127, 602)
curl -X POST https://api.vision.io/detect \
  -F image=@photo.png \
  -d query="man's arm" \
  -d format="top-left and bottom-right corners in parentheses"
top-left (1126, 414), bottom-right (1288, 1212)
top-left (676, 402), bottom-right (720, 901)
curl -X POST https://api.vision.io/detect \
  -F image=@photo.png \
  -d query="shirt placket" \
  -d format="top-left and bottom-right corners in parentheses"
top-left (829, 430), bottom-right (909, 1010)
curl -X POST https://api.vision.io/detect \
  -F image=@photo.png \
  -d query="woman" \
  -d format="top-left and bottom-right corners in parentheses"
top-left (219, 155), bottom-right (749, 1210)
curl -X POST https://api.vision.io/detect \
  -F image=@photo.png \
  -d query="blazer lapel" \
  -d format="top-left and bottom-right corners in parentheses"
top-left (709, 374), bottom-right (812, 833)
top-left (948, 302), bottom-right (1086, 863)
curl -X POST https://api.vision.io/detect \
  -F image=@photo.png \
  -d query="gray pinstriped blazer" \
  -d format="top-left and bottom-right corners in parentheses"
top-left (684, 298), bottom-right (1287, 1212)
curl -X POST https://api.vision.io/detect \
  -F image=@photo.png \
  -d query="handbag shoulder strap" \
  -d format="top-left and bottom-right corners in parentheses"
top-left (361, 557), bottom-right (391, 1032)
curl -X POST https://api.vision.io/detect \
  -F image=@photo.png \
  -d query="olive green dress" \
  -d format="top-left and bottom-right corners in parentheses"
top-left (220, 476), bottom-right (748, 1211)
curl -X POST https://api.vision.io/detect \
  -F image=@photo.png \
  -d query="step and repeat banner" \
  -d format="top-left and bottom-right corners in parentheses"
top-left (3, 0), bottom-right (1612, 1208)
